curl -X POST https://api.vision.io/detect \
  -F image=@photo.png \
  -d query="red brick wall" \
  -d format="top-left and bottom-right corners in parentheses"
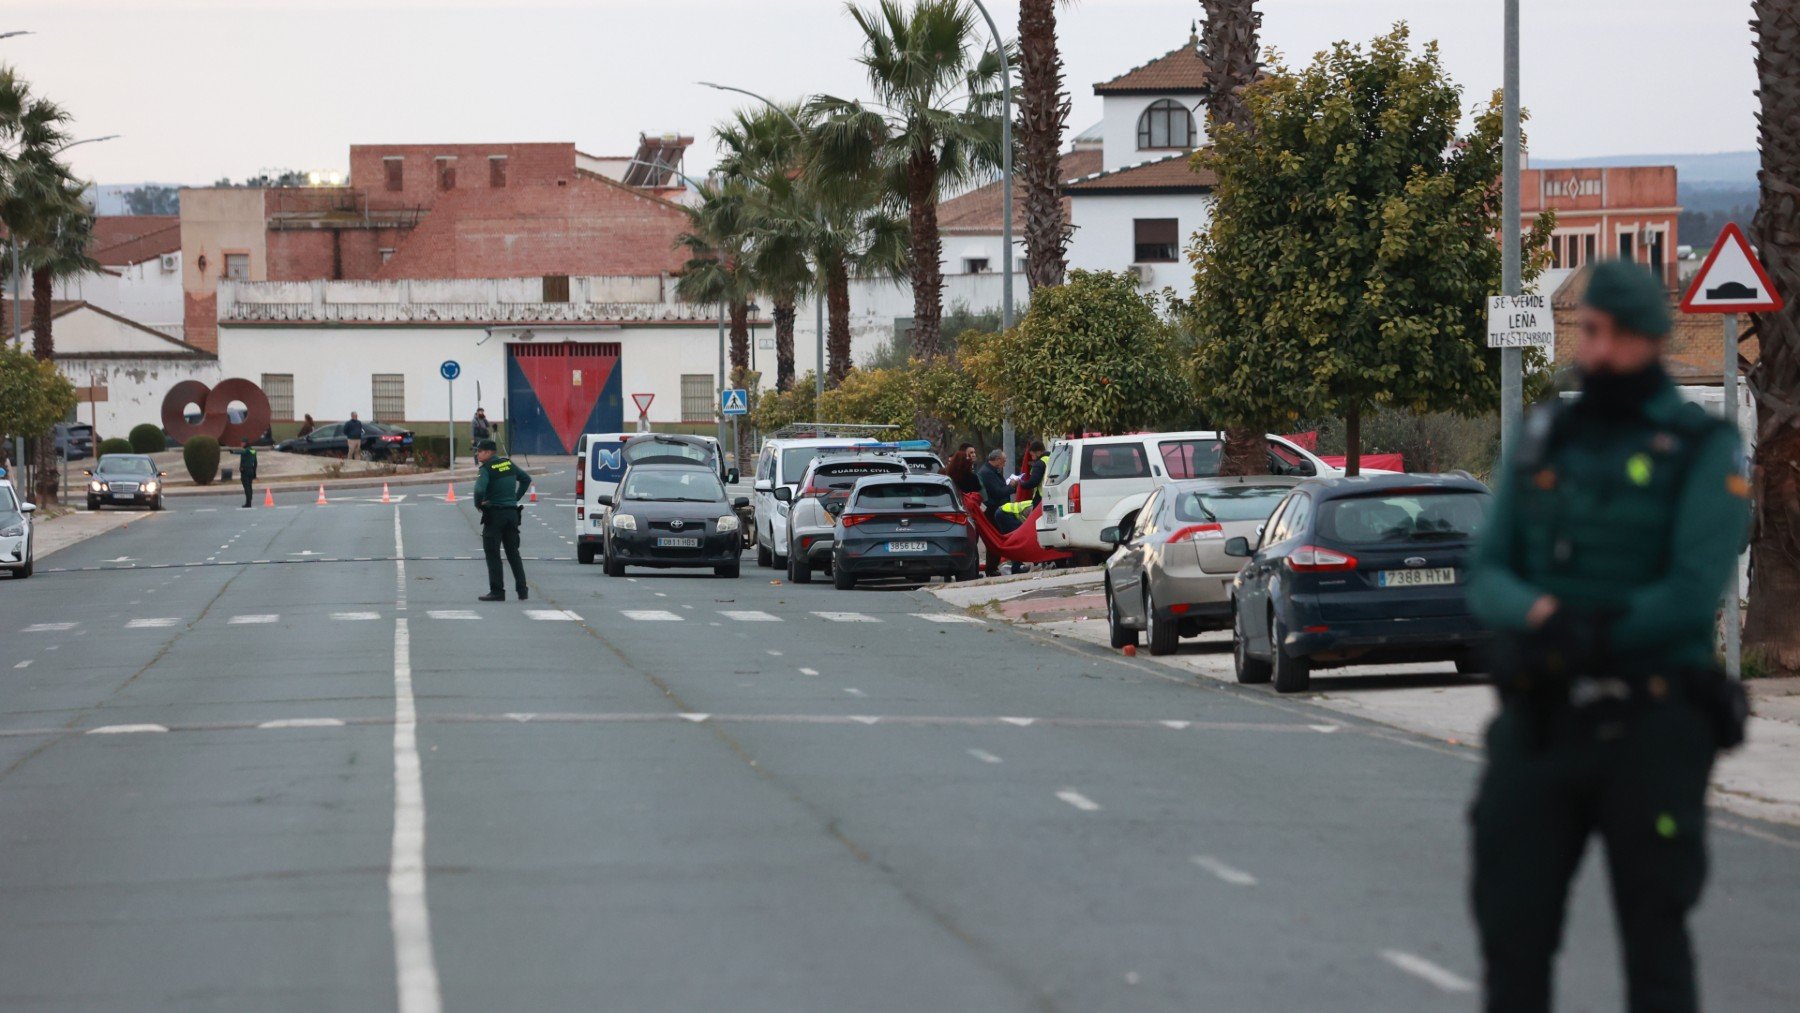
top-left (348, 143), bottom-right (578, 212)
top-left (185, 291), bottom-right (217, 354)
top-left (266, 226), bottom-right (416, 282)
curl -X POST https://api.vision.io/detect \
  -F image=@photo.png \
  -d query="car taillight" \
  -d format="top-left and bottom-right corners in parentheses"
top-left (840, 513), bottom-right (873, 527)
top-left (1168, 523), bottom-right (1223, 543)
top-left (576, 474), bottom-right (584, 497)
top-left (1286, 545), bottom-right (1358, 572)
top-left (1069, 482), bottom-right (1082, 514)
top-left (931, 512), bottom-right (968, 525)
top-left (383, 435), bottom-right (402, 442)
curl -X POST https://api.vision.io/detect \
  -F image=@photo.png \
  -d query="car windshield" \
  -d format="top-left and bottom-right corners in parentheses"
top-left (626, 439), bottom-right (713, 467)
top-left (1173, 485), bottom-right (1289, 523)
top-left (810, 462), bottom-right (906, 496)
top-left (99, 458), bottom-right (156, 476)
top-left (622, 469), bottom-right (725, 502)
top-left (781, 446), bottom-right (860, 482)
top-left (1318, 491), bottom-right (1491, 545)
top-left (853, 482), bottom-right (957, 510)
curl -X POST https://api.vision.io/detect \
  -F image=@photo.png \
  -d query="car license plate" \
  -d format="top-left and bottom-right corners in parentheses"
top-left (656, 536), bottom-right (700, 548)
top-left (1378, 567), bottom-right (1455, 588)
top-left (886, 540), bottom-right (928, 553)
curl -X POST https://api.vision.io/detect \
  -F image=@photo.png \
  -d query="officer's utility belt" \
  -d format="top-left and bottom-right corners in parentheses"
top-left (1517, 666), bottom-right (1747, 750)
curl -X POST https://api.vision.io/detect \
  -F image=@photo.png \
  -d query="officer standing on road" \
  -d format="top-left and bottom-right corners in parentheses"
top-left (473, 438), bottom-right (532, 602)
top-left (1467, 259), bottom-right (1752, 1012)
top-left (238, 439), bottom-right (258, 509)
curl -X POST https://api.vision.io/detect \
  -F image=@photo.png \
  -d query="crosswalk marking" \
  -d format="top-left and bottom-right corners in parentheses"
top-left (524, 609), bottom-right (582, 621)
top-left (812, 611), bottom-right (881, 623)
top-left (126, 618), bottom-right (181, 629)
top-left (333, 611), bottom-right (382, 621)
top-left (228, 614), bottom-right (280, 625)
top-left (426, 609), bottom-right (479, 621)
top-left (622, 610), bottom-right (683, 621)
top-left (910, 613), bottom-right (983, 624)
top-left (720, 610), bottom-right (781, 622)
top-left (22, 623), bottom-right (76, 633)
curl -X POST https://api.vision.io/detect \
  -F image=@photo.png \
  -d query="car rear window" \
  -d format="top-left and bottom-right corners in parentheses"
top-left (812, 462), bottom-right (906, 494)
top-left (626, 439), bottom-right (713, 467)
top-left (1173, 485), bottom-right (1289, 523)
top-left (1159, 439), bottom-right (1223, 480)
top-left (1318, 491), bottom-right (1491, 545)
top-left (853, 483), bottom-right (957, 510)
top-left (1080, 443), bottom-right (1151, 479)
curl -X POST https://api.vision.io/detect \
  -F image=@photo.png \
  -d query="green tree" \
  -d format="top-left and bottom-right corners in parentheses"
top-left (121, 184), bottom-right (179, 215)
top-left (1187, 26), bottom-right (1553, 474)
top-left (717, 104), bottom-right (815, 392)
top-left (975, 269), bottom-right (1188, 436)
top-left (0, 342), bottom-right (77, 466)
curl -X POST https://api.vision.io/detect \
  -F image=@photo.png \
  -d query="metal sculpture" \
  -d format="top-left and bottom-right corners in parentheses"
top-left (162, 378), bottom-right (272, 446)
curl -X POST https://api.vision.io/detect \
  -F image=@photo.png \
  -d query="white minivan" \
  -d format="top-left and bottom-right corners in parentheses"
top-left (1036, 431), bottom-right (1336, 553)
top-left (751, 437), bottom-right (878, 569)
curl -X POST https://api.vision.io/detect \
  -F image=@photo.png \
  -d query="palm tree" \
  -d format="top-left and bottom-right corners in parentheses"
top-left (814, 0), bottom-right (1008, 366)
top-left (1017, 0), bottom-right (1071, 290)
top-left (718, 105), bottom-right (815, 392)
top-left (675, 182), bottom-right (758, 461)
top-left (1198, 0), bottom-right (1268, 477)
top-left (1746, 0), bottom-right (1800, 673)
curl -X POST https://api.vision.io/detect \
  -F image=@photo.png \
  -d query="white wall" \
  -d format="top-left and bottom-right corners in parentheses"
top-left (54, 262), bottom-right (185, 338)
top-left (56, 356), bottom-right (221, 439)
top-left (1067, 191), bottom-right (1215, 284)
top-left (1100, 95), bottom-right (1207, 173)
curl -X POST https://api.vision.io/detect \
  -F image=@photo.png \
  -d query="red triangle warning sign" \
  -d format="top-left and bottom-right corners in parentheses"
top-left (1681, 223), bottom-right (1784, 314)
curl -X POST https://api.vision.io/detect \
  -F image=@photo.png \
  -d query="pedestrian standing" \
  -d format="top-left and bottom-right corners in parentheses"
top-left (343, 412), bottom-right (364, 460)
top-left (472, 407), bottom-right (492, 444)
top-left (1016, 440), bottom-right (1048, 504)
top-left (976, 450), bottom-right (1017, 533)
top-left (944, 448), bottom-right (982, 498)
top-left (237, 439), bottom-right (258, 508)
top-left (473, 438), bottom-right (533, 602)
top-left (1467, 259), bottom-right (1751, 1012)
top-left (297, 414), bottom-right (315, 439)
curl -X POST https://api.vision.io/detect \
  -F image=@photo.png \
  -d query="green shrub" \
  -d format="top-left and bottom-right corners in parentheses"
top-left (127, 423), bottom-right (165, 454)
top-left (97, 437), bottom-right (133, 458)
top-left (411, 434), bottom-right (449, 470)
top-left (183, 435), bottom-right (220, 485)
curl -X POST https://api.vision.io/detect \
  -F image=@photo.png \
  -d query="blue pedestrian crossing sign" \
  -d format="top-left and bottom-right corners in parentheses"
top-left (721, 388), bottom-right (749, 416)
top-left (439, 360), bottom-right (461, 381)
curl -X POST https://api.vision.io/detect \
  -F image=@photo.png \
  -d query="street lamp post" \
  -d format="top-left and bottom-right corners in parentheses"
top-left (1499, 0), bottom-right (1523, 458)
top-left (967, 0), bottom-right (1016, 467)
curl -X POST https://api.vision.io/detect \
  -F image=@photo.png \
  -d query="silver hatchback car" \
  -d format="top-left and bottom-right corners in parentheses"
top-left (1102, 476), bottom-right (1299, 655)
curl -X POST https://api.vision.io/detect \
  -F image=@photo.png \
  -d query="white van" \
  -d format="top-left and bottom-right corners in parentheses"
top-left (751, 437), bottom-right (878, 569)
top-left (576, 432), bottom-right (635, 564)
top-left (1036, 431), bottom-right (1335, 553)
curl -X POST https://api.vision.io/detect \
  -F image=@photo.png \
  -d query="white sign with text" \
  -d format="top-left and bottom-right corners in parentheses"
top-left (1486, 294), bottom-right (1555, 350)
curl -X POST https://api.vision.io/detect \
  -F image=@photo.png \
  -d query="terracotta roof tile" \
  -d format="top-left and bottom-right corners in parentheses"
top-left (937, 148), bottom-right (1105, 233)
top-left (89, 215), bottom-right (181, 266)
top-left (1063, 152), bottom-right (1216, 195)
top-left (1094, 38), bottom-right (1214, 95)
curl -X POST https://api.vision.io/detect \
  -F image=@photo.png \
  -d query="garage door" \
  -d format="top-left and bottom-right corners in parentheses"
top-left (506, 342), bottom-right (622, 455)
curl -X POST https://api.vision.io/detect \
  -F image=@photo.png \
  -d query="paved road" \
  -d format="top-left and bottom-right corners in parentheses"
top-left (3, 469), bottom-right (1797, 1011)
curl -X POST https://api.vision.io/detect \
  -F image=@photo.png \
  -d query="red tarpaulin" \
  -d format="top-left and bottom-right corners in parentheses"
top-left (963, 493), bottom-right (1074, 565)
top-left (1320, 454), bottom-right (1406, 472)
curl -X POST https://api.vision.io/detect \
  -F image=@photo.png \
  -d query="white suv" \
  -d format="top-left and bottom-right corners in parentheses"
top-left (1036, 431), bottom-right (1335, 553)
top-left (751, 437), bottom-right (879, 569)
top-left (0, 475), bottom-right (36, 579)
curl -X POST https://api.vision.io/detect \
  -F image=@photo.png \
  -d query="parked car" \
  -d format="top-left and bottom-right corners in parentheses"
top-left (831, 473), bottom-right (978, 589)
top-left (778, 451), bottom-right (910, 583)
top-left (276, 421), bottom-right (413, 461)
top-left (902, 450), bottom-right (945, 474)
top-left (1102, 476), bottom-right (1300, 655)
top-left (84, 453), bottom-right (167, 511)
top-left (598, 462), bottom-right (746, 578)
top-left (0, 475), bottom-right (35, 579)
top-left (1036, 431), bottom-right (1339, 555)
top-left (52, 422), bottom-right (95, 461)
top-left (1228, 473), bottom-right (1494, 693)
top-left (752, 437), bottom-right (880, 570)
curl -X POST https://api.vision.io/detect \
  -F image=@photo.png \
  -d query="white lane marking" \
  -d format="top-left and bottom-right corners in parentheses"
top-left (999, 717), bottom-right (1036, 727)
top-left (1379, 950), bottom-right (1475, 994)
top-left (86, 724), bottom-right (169, 735)
top-left (258, 718), bottom-right (347, 729)
top-left (524, 609), bottom-right (582, 621)
top-left (23, 622), bottom-right (77, 632)
top-left (426, 610), bottom-right (479, 621)
top-left (721, 610), bottom-right (781, 622)
top-left (813, 611), bottom-right (880, 623)
top-left (14, 660), bottom-right (32, 669)
top-left (680, 713), bottom-right (711, 723)
top-left (1161, 720), bottom-right (1192, 730)
top-left (1056, 789), bottom-right (1101, 812)
top-left (1191, 855), bottom-right (1259, 886)
top-left (334, 611), bottom-right (382, 621)
top-left (850, 715), bottom-right (880, 725)
top-left (390, 511), bottom-right (441, 1013)
top-left (126, 618), bottom-right (181, 629)
top-left (766, 649), bottom-right (783, 656)
top-left (910, 612), bottom-right (983, 624)
top-left (1310, 724), bottom-right (1341, 734)
top-left (967, 748), bottom-right (1002, 764)
top-left (228, 614), bottom-right (280, 625)
top-left (505, 713), bottom-right (536, 723)
top-left (622, 610), bottom-right (682, 621)
top-left (798, 667), bottom-right (820, 676)
top-left (844, 688), bottom-right (866, 697)
top-left (653, 592), bottom-right (667, 598)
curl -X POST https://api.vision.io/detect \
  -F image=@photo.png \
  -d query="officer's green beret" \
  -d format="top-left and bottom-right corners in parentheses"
top-left (1582, 259), bottom-right (1672, 338)
top-left (474, 439), bottom-right (498, 452)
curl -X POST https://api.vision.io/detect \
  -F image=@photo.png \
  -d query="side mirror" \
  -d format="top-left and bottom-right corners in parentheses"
top-left (1099, 525), bottom-right (1123, 546)
top-left (20, 502), bottom-right (35, 514)
top-left (726, 468), bottom-right (740, 484)
top-left (596, 494), bottom-right (614, 507)
top-left (754, 479), bottom-right (773, 493)
top-left (772, 487), bottom-right (792, 503)
top-left (1224, 536), bottom-right (1252, 558)
top-left (82, 469), bottom-right (93, 477)
top-left (732, 496), bottom-right (750, 509)
top-left (158, 471), bottom-right (168, 477)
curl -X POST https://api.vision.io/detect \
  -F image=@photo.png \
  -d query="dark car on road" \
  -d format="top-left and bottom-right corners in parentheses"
top-left (830, 473), bottom-right (978, 589)
top-left (84, 454), bottom-right (168, 511)
top-left (599, 462), bottom-right (747, 578)
top-left (276, 421), bottom-right (414, 461)
top-left (52, 422), bottom-right (95, 461)
top-left (1228, 472), bottom-right (1493, 693)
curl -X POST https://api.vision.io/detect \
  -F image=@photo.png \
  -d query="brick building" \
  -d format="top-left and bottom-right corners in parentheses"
top-left (1524, 164), bottom-right (1680, 283)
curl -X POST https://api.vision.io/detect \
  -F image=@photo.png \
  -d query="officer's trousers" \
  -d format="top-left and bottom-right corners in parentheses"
top-left (483, 509), bottom-right (527, 595)
top-left (241, 474), bottom-right (253, 507)
top-left (1471, 700), bottom-right (1716, 1013)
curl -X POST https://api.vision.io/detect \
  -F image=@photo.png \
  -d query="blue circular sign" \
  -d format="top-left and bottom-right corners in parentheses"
top-left (439, 360), bottom-right (461, 381)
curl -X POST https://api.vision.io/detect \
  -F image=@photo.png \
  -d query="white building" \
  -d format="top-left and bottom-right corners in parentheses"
top-left (19, 300), bottom-right (219, 438)
top-left (50, 216), bottom-right (185, 339)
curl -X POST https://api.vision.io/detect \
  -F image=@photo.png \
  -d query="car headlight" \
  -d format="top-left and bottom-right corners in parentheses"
top-left (144, 481), bottom-right (159, 494)
top-left (611, 513), bottom-right (637, 531)
top-left (89, 481), bottom-right (103, 492)
top-left (716, 514), bottom-right (740, 533)
top-left (0, 523), bottom-right (22, 538)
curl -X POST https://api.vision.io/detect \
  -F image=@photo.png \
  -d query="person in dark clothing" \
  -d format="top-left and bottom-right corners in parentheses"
top-left (343, 412), bottom-right (365, 459)
top-left (472, 407), bottom-right (492, 443)
top-left (238, 439), bottom-right (258, 508)
top-left (473, 439), bottom-right (532, 602)
top-left (297, 414), bottom-right (315, 439)
top-left (1016, 440), bottom-right (1048, 503)
top-left (944, 448), bottom-right (982, 497)
top-left (976, 450), bottom-right (1018, 534)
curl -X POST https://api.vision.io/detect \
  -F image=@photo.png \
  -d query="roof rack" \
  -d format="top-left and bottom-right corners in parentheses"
top-left (761, 422), bottom-right (899, 442)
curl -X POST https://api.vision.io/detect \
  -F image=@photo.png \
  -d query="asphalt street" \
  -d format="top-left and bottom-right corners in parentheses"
top-left (2, 467), bottom-right (1797, 1011)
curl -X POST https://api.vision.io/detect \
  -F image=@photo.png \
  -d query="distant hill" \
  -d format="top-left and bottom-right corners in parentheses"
top-left (1530, 150), bottom-right (1756, 188)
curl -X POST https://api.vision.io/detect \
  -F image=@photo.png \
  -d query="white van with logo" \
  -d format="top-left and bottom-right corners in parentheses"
top-left (1036, 431), bottom-right (1336, 553)
top-left (751, 437), bottom-right (878, 569)
top-left (576, 432), bottom-right (635, 564)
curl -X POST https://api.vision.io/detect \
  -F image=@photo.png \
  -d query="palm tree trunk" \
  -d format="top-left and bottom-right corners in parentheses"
top-left (827, 256), bottom-right (853, 385)
top-left (1343, 403), bottom-right (1362, 477)
top-left (728, 299), bottom-right (753, 465)
top-left (30, 266), bottom-right (60, 505)
top-left (773, 299), bottom-right (796, 392)
top-left (906, 150), bottom-right (945, 361)
top-left (1745, 0), bottom-right (1800, 673)
top-left (1018, 0), bottom-right (1071, 290)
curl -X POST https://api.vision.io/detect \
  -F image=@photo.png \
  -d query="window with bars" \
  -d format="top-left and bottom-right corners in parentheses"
top-left (371, 374), bottom-right (405, 421)
top-left (261, 374), bottom-right (295, 421)
top-left (1133, 219), bottom-right (1180, 263)
top-left (680, 374), bottom-right (714, 421)
top-left (224, 253), bottom-right (250, 280)
top-left (1137, 99), bottom-right (1195, 150)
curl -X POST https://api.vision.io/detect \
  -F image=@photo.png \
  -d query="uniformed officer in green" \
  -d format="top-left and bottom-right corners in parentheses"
top-left (473, 439), bottom-right (533, 602)
top-left (238, 439), bottom-right (258, 508)
top-left (1468, 259), bottom-right (1752, 1012)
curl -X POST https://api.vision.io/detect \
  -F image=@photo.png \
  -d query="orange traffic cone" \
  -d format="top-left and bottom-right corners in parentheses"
top-left (381, 482), bottom-right (392, 504)
top-left (263, 488), bottom-right (275, 507)
top-left (529, 487), bottom-right (537, 504)
top-left (445, 483), bottom-right (457, 503)
top-left (316, 484), bottom-right (328, 506)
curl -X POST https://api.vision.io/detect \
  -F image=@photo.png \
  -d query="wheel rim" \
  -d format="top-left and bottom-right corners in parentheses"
top-left (1145, 591), bottom-right (1158, 642)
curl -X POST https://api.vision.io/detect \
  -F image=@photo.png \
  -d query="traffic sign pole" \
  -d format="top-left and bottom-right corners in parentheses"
top-left (1723, 312), bottom-right (1742, 679)
top-left (440, 360), bottom-right (462, 472)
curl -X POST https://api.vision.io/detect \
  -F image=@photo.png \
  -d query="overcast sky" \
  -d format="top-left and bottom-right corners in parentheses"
top-left (10, 0), bottom-right (1757, 187)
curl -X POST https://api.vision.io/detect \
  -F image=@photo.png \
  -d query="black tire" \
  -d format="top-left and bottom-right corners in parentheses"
top-left (151, 497), bottom-right (163, 511)
top-left (1233, 609), bottom-right (1272, 684)
top-left (757, 540), bottom-right (772, 568)
top-left (1145, 587), bottom-right (1179, 656)
top-left (1454, 652), bottom-right (1485, 676)
top-left (87, 497), bottom-right (99, 511)
top-left (715, 562), bottom-right (740, 578)
top-left (17, 553), bottom-right (32, 579)
top-left (833, 562), bottom-right (856, 590)
top-left (1270, 616), bottom-right (1312, 694)
top-left (1106, 581), bottom-right (1138, 649)
top-left (603, 549), bottom-right (625, 577)
top-left (788, 541), bottom-right (812, 583)
top-left (956, 554), bottom-right (981, 583)
top-left (577, 544), bottom-right (597, 565)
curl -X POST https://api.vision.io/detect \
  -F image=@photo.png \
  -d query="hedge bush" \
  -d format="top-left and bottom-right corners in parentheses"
top-left (411, 434), bottom-right (449, 470)
top-left (183, 435), bottom-right (220, 485)
top-left (127, 423), bottom-right (165, 454)
top-left (97, 437), bottom-right (133, 458)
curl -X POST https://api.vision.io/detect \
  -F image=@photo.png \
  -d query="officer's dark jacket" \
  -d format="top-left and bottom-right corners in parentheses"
top-left (474, 456), bottom-right (531, 509)
top-left (1469, 376), bottom-right (1750, 670)
top-left (239, 448), bottom-right (257, 479)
